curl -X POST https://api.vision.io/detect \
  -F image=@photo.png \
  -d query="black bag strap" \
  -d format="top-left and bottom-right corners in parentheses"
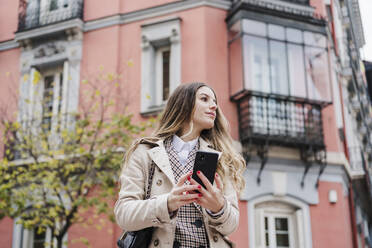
top-left (144, 161), bottom-right (155, 199)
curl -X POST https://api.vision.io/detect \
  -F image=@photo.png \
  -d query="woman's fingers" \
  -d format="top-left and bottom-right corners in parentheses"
top-left (214, 173), bottom-right (223, 191)
top-left (173, 184), bottom-right (200, 195)
top-left (176, 171), bottom-right (193, 187)
top-left (196, 171), bottom-right (214, 192)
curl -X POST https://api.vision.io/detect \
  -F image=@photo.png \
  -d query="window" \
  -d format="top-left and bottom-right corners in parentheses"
top-left (256, 202), bottom-right (298, 248)
top-left (33, 229), bottom-right (46, 248)
top-left (41, 70), bottom-right (64, 133)
top-left (12, 223), bottom-right (68, 248)
top-left (140, 17), bottom-right (181, 114)
top-left (241, 19), bottom-right (331, 102)
top-left (249, 196), bottom-right (313, 248)
top-left (39, 0), bottom-right (72, 25)
top-left (17, 61), bottom-right (73, 154)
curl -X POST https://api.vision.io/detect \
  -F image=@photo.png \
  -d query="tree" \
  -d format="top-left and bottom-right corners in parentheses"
top-left (0, 68), bottom-right (152, 248)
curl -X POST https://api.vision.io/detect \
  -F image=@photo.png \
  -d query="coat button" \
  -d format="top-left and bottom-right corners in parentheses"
top-left (154, 239), bottom-right (159, 246)
top-left (213, 235), bottom-right (218, 242)
top-left (156, 179), bottom-right (162, 186)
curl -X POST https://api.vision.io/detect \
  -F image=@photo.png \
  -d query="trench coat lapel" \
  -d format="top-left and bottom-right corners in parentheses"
top-left (147, 139), bottom-right (176, 185)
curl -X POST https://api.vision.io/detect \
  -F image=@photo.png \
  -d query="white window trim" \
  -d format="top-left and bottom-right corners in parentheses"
top-left (140, 17), bottom-right (181, 114)
top-left (248, 195), bottom-right (313, 248)
top-left (12, 220), bottom-right (68, 248)
top-left (263, 212), bottom-right (296, 248)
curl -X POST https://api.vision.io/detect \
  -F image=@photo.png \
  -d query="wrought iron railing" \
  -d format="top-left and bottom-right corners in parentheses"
top-left (232, 0), bottom-right (310, 5)
top-left (236, 91), bottom-right (325, 149)
top-left (17, 0), bottom-right (83, 31)
top-left (281, 0), bottom-right (310, 5)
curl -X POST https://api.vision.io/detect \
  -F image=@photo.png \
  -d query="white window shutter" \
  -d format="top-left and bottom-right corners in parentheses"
top-left (255, 209), bottom-right (265, 248)
top-left (62, 61), bottom-right (69, 115)
top-left (51, 72), bottom-right (62, 136)
top-left (61, 61), bottom-right (69, 128)
top-left (18, 74), bottom-right (30, 126)
top-left (29, 68), bottom-right (44, 127)
top-left (296, 209), bottom-right (305, 248)
top-left (155, 49), bottom-right (163, 106)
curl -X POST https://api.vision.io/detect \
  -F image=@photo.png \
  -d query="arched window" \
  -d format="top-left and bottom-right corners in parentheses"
top-left (248, 195), bottom-right (312, 248)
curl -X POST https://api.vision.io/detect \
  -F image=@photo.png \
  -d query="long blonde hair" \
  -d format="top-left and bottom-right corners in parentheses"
top-left (124, 83), bottom-right (246, 193)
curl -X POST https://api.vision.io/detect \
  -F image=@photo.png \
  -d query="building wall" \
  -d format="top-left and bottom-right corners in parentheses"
top-left (0, 217), bottom-right (13, 248)
top-left (0, 0), bottom-right (364, 248)
top-left (0, 0), bottom-right (18, 41)
top-left (310, 181), bottom-right (354, 248)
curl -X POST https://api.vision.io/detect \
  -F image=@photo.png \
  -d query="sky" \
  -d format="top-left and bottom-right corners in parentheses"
top-left (359, 0), bottom-right (372, 61)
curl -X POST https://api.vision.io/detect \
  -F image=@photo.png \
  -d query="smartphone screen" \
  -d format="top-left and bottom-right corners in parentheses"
top-left (192, 151), bottom-right (219, 189)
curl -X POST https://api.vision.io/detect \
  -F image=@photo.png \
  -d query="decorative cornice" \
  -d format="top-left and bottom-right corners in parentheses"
top-left (1, 0), bottom-right (231, 51)
top-left (14, 19), bottom-right (84, 42)
top-left (0, 40), bottom-right (19, 51)
top-left (85, 0), bottom-right (231, 31)
top-left (240, 0), bottom-right (315, 17)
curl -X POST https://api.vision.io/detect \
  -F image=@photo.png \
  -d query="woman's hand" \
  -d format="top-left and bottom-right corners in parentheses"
top-left (190, 171), bottom-right (225, 213)
top-left (167, 171), bottom-right (200, 213)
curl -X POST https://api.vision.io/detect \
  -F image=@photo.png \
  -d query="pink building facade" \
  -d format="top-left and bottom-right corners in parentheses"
top-left (0, 0), bottom-right (371, 247)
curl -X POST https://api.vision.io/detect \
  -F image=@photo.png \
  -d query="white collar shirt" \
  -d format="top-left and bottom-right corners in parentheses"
top-left (172, 135), bottom-right (199, 166)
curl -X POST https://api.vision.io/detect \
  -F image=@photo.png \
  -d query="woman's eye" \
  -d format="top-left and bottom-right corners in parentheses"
top-left (201, 97), bottom-right (207, 102)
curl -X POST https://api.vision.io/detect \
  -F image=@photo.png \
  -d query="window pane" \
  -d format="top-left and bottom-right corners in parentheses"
top-left (58, 73), bottom-right (63, 113)
top-left (49, 0), bottom-right (58, 11)
top-left (304, 47), bottom-right (331, 101)
top-left (268, 24), bottom-right (285, 40)
top-left (33, 229), bottom-right (46, 248)
top-left (265, 217), bottom-right (269, 246)
top-left (304, 31), bottom-right (327, 48)
top-left (243, 35), bottom-right (270, 93)
top-left (43, 75), bottom-right (54, 131)
top-left (288, 44), bottom-right (306, 98)
top-left (276, 234), bottom-right (290, 247)
top-left (286, 28), bottom-right (303, 43)
top-left (162, 50), bottom-right (170, 101)
top-left (269, 41), bottom-right (289, 95)
top-left (275, 218), bottom-right (288, 231)
top-left (242, 19), bottom-right (267, 36)
top-left (275, 218), bottom-right (289, 247)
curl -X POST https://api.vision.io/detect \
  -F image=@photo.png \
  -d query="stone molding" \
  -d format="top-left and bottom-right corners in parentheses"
top-left (1, 0), bottom-right (230, 51)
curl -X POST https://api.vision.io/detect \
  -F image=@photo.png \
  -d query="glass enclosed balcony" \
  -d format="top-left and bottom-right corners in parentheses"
top-left (18, 0), bottom-right (83, 31)
top-left (229, 19), bottom-right (331, 149)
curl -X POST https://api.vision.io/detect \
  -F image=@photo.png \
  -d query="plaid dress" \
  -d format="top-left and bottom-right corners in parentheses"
top-left (164, 138), bottom-right (210, 248)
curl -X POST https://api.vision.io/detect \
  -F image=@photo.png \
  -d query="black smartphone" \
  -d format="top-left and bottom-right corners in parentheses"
top-left (192, 151), bottom-right (219, 190)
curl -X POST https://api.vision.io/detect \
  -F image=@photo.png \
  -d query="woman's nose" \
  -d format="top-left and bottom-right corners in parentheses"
top-left (210, 102), bottom-right (217, 110)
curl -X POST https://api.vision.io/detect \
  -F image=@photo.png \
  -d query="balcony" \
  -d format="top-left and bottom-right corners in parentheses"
top-left (348, 146), bottom-right (366, 178)
top-left (231, 0), bottom-right (309, 5)
top-left (236, 91), bottom-right (325, 150)
top-left (17, 0), bottom-right (83, 32)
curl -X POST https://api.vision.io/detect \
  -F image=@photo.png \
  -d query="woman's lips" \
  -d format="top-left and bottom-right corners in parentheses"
top-left (206, 112), bottom-right (216, 118)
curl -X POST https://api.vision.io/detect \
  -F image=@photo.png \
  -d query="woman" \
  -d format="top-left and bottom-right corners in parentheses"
top-left (114, 83), bottom-right (245, 248)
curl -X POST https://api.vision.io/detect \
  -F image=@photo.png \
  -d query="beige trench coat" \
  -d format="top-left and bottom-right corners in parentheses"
top-left (114, 137), bottom-right (239, 248)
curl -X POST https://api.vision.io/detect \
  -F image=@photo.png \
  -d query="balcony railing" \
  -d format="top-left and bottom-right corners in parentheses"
top-left (232, 0), bottom-right (310, 6)
top-left (18, 0), bottom-right (83, 32)
top-left (282, 0), bottom-right (310, 5)
top-left (348, 146), bottom-right (365, 173)
top-left (236, 91), bottom-right (325, 150)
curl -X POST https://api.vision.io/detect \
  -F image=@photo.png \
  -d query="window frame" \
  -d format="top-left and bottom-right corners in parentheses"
top-left (240, 19), bottom-right (331, 103)
top-left (140, 17), bottom-right (181, 115)
top-left (12, 221), bottom-right (68, 248)
top-left (248, 195), bottom-right (312, 248)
